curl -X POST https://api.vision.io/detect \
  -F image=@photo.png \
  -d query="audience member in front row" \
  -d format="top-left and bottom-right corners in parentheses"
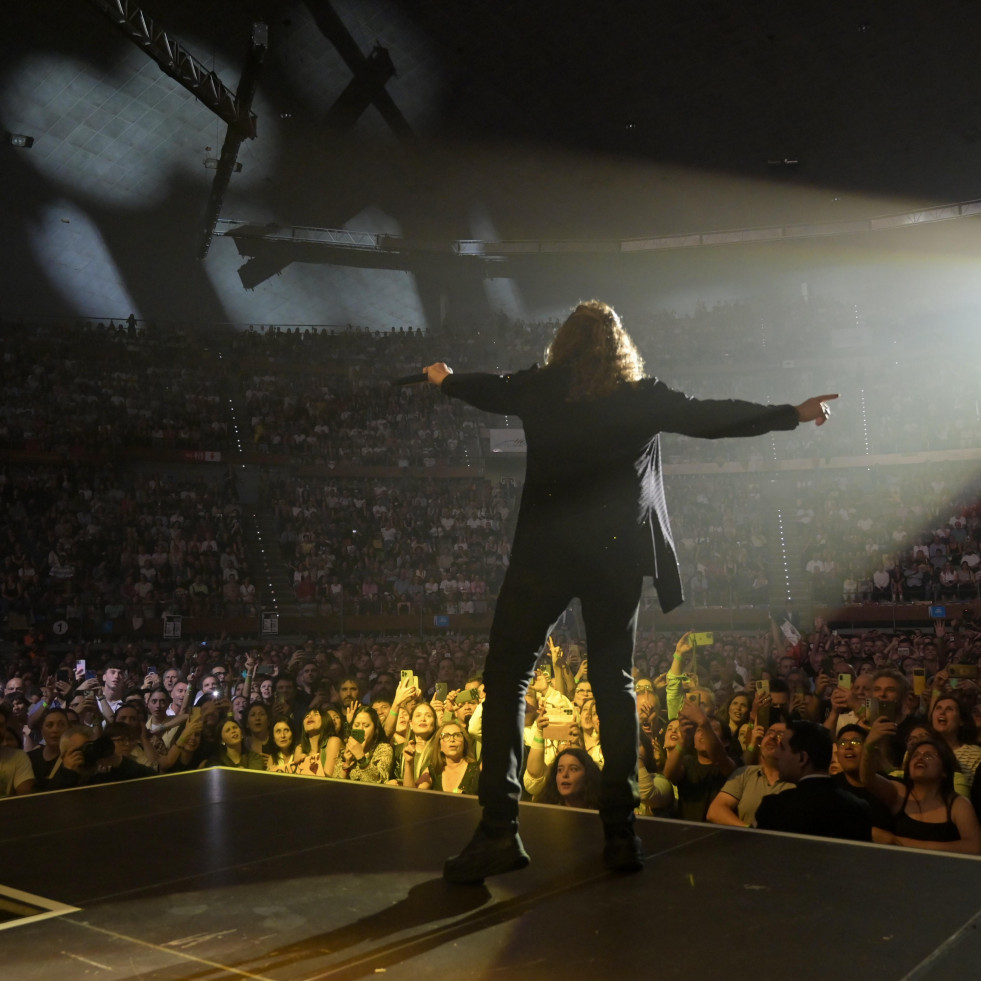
top-left (28, 707), bottom-right (70, 786)
top-left (47, 725), bottom-right (156, 789)
top-left (0, 704), bottom-right (35, 796)
top-left (929, 695), bottom-right (981, 794)
top-left (829, 724), bottom-right (895, 843)
top-left (417, 720), bottom-right (481, 794)
top-left (707, 716), bottom-right (794, 827)
top-left (293, 707), bottom-right (342, 777)
top-left (860, 721), bottom-right (981, 854)
top-left (159, 715), bottom-right (199, 771)
top-left (522, 699), bottom-right (583, 799)
top-left (663, 698), bottom-right (736, 821)
top-left (268, 716), bottom-right (297, 772)
top-left (755, 721), bottom-right (872, 842)
top-left (333, 706), bottom-right (392, 783)
top-left (533, 747), bottom-right (602, 809)
top-left (164, 700), bottom-right (222, 771)
top-left (209, 719), bottom-right (267, 770)
top-left (636, 735), bottom-right (674, 817)
top-left (392, 702), bottom-right (438, 788)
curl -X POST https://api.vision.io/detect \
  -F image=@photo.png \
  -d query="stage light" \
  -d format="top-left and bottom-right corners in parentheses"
top-left (5, 131), bottom-right (34, 148)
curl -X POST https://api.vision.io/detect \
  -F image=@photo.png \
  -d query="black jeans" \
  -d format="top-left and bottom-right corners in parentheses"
top-left (477, 542), bottom-right (643, 828)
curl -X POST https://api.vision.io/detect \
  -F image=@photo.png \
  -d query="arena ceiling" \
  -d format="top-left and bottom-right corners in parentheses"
top-left (2, 0), bottom-right (981, 330)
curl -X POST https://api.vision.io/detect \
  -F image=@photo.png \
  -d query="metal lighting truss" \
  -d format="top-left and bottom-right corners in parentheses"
top-left (83, 0), bottom-right (259, 138)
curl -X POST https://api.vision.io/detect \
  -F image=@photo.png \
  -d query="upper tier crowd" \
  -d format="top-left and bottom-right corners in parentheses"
top-left (2, 299), bottom-right (977, 463)
top-left (4, 619), bottom-right (981, 856)
top-left (0, 465), bottom-right (255, 630)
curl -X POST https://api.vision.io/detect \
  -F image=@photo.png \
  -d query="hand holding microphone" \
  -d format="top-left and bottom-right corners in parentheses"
top-left (391, 363), bottom-right (453, 387)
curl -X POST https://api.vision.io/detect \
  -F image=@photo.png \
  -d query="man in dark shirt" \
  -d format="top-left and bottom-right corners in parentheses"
top-left (47, 724), bottom-right (155, 789)
top-left (663, 699), bottom-right (735, 821)
top-left (756, 720), bottom-right (871, 842)
top-left (830, 723), bottom-right (895, 842)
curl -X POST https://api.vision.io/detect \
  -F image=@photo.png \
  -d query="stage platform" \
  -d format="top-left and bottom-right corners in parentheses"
top-left (2, 769), bottom-right (980, 980)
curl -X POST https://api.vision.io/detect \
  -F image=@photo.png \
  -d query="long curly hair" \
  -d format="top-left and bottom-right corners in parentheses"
top-left (545, 300), bottom-right (645, 400)
top-left (534, 747), bottom-right (603, 808)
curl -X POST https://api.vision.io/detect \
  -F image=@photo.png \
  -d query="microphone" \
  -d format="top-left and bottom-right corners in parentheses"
top-left (391, 372), bottom-right (428, 386)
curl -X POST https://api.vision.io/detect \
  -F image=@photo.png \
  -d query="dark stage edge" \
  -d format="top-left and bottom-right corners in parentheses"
top-left (2, 770), bottom-right (980, 981)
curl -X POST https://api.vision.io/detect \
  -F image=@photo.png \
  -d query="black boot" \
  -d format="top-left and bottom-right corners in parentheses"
top-left (602, 816), bottom-right (644, 873)
top-left (443, 819), bottom-right (530, 885)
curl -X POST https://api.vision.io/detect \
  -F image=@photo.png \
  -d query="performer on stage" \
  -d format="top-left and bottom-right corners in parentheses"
top-left (422, 299), bottom-right (837, 884)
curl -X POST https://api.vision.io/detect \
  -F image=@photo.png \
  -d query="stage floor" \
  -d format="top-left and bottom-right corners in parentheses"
top-left (2, 769), bottom-right (980, 980)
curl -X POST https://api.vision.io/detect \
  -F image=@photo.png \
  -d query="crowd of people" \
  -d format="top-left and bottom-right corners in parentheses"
top-left (1, 458), bottom-right (975, 642)
top-left (0, 319), bottom-right (227, 455)
top-left (265, 474), bottom-right (518, 615)
top-left (794, 466), bottom-right (981, 607)
top-left (0, 309), bottom-right (978, 861)
top-left (0, 464), bottom-right (254, 629)
top-left (3, 619), bottom-right (981, 855)
top-left (2, 304), bottom-right (977, 465)
top-left (1, 455), bottom-right (976, 636)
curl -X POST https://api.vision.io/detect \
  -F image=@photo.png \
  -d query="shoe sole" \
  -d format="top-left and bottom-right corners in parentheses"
top-left (443, 853), bottom-right (529, 886)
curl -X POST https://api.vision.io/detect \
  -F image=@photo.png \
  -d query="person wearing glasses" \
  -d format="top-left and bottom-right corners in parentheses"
top-left (706, 717), bottom-right (794, 828)
top-left (828, 723), bottom-right (894, 843)
top-left (572, 679), bottom-right (594, 710)
top-left (860, 722), bottom-right (981, 854)
top-left (417, 721), bottom-right (480, 795)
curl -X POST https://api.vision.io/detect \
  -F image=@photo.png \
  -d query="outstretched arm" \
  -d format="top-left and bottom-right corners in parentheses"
top-left (650, 382), bottom-right (838, 440)
top-left (424, 362), bottom-right (537, 416)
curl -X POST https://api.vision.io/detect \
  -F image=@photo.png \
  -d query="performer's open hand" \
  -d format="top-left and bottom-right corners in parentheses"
top-left (795, 394), bottom-right (838, 426)
top-left (424, 363), bottom-right (453, 386)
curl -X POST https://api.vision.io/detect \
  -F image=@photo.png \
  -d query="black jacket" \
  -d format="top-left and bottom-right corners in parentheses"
top-left (755, 775), bottom-right (873, 842)
top-left (442, 366), bottom-right (799, 612)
